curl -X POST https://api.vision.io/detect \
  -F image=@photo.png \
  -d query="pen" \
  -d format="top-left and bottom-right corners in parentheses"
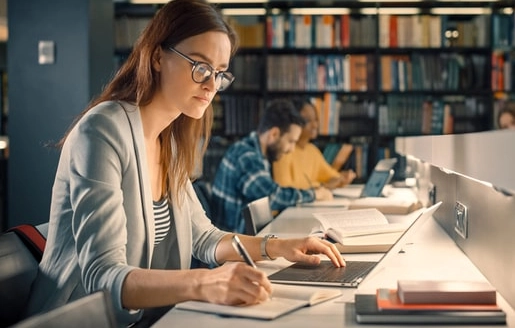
top-left (231, 235), bottom-right (257, 269)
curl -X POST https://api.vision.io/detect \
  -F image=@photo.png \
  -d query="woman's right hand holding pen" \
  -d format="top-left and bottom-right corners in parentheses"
top-left (195, 262), bottom-right (272, 306)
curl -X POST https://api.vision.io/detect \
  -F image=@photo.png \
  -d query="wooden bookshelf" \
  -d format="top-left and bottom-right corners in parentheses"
top-left (113, 0), bottom-right (515, 181)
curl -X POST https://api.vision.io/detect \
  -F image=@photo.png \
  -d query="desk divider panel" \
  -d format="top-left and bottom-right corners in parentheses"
top-left (428, 163), bottom-right (515, 312)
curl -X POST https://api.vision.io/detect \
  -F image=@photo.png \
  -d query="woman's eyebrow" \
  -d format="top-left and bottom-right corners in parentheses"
top-left (188, 51), bottom-right (229, 70)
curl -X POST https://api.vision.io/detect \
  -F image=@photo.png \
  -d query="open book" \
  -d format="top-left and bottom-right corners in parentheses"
top-left (312, 208), bottom-right (408, 253)
top-left (348, 197), bottom-right (422, 215)
top-left (175, 283), bottom-right (341, 320)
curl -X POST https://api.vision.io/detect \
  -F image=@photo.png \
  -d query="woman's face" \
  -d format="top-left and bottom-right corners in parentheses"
top-left (499, 112), bottom-right (515, 130)
top-left (155, 31), bottom-right (232, 119)
top-left (299, 103), bottom-right (319, 142)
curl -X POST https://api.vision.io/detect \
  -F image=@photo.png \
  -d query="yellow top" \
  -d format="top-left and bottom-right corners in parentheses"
top-left (273, 143), bottom-right (340, 189)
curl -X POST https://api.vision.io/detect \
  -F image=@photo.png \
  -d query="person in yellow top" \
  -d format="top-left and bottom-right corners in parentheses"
top-left (273, 97), bottom-right (356, 190)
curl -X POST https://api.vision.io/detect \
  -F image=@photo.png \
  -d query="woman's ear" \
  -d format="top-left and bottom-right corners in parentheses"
top-left (152, 48), bottom-right (162, 72)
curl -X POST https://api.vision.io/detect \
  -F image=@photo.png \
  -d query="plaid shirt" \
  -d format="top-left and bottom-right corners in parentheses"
top-left (211, 132), bottom-right (315, 233)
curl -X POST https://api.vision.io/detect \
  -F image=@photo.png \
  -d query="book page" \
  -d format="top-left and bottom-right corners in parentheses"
top-left (313, 208), bottom-right (406, 239)
top-left (349, 197), bottom-right (421, 215)
top-left (329, 231), bottom-right (402, 253)
top-left (313, 208), bottom-right (387, 230)
top-left (272, 283), bottom-right (342, 305)
top-left (333, 231), bottom-right (403, 245)
top-left (175, 298), bottom-right (307, 320)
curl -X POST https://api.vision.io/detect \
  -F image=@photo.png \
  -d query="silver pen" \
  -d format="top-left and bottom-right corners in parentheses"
top-left (231, 235), bottom-right (257, 269)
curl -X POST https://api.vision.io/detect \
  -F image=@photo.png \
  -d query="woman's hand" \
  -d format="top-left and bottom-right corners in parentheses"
top-left (338, 170), bottom-right (356, 187)
top-left (196, 262), bottom-right (272, 306)
top-left (265, 237), bottom-right (346, 268)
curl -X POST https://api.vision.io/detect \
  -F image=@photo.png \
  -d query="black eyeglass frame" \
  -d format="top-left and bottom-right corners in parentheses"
top-left (168, 47), bottom-right (235, 91)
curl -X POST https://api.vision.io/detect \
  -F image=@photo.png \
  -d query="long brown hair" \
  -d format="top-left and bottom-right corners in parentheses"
top-left (59, 0), bottom-right (238, 204)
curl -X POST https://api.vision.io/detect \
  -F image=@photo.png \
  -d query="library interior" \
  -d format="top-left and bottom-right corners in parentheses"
top-left (2, 0), bottom-right (515, 327)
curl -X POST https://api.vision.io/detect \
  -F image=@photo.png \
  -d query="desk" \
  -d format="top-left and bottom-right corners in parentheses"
top-left (152, 206), bottom-right (515, 328)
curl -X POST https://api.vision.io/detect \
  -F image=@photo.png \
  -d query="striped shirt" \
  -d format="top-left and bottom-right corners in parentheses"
top-left (153, 197), bottom-right (171, 245)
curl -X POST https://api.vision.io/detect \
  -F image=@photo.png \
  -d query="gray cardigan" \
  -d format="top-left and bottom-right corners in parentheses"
top-left (26, 101), bottom-right (227, 326)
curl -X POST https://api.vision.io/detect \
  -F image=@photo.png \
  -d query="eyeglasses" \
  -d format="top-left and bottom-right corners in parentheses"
top-left (168, 47), bottom-right (235, 92)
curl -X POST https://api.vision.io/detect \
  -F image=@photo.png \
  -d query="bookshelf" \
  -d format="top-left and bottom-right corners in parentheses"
top-left (114, 0), bottom-right (515, 182)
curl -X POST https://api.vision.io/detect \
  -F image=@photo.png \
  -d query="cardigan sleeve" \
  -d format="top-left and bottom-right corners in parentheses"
top-left (66, 109), bottom-right (142, 324)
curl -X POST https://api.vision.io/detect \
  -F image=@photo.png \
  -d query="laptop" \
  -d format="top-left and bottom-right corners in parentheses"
top-left (268, 201), bottom-right (442, 287)
top-left (333, 158), bottom-right (398, 199)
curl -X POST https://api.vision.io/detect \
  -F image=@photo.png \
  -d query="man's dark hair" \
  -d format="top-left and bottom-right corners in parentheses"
top-left (257, 98), bottom-right (305, 134)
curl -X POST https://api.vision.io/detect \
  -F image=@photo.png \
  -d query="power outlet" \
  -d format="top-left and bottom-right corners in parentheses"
top-left (454, 201), bottom-right (468, 239)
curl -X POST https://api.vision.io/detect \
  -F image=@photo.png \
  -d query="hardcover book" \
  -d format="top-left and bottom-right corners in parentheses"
top-left (397, 280), bottom-right (497, 305)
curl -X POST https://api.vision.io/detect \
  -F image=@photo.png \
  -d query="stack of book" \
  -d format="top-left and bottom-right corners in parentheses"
top-left (355, 280), bottom-right (506, 324)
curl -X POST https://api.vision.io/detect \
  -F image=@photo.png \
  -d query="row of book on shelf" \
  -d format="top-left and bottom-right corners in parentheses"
top-left (310, 93), bottom-right (375, 136)
top-left (266, 14), bottom-right (375, 49)
top-left (380, 53), bottom-right (488, 92)
top-left (215, 94), bottom-right (376, 137)
top-left (232, 52), bottom-right (488, 92)
top-left (378, 95), bottom-right (488, 136)
top-left (310, 92), bottom-right (488, 137)
top-left (215, 93), bottom-right (488, 139)
top-left (262, 13), bottom-right (505, 49)
top-left (113, 11), bottom-right (514, 50)
top-left (266, 54), bottom-right (373, 92)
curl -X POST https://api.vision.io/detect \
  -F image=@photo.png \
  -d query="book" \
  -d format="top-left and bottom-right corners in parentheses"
top-left (312, 208), bottom-right (407, 253)
top-left (376, 288), bottom-right (502, 312)
top-left (348, 197), bottom-right (422, 215)
top-left (175, 283), bottom-right (341, 320)
top-left (354, 293), bottom-right (506, 325)
top-left (397, 280), bottom-right (497, 305)
top-left (300, 198), bottom-right (351, 208)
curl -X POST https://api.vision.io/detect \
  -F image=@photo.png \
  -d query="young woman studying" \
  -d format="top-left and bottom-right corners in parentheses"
top-left (25, 1), bottom-right (344, 326)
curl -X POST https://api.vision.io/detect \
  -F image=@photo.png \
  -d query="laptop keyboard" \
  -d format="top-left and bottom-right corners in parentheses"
top-left (269, 260), bottom-right (376, 284)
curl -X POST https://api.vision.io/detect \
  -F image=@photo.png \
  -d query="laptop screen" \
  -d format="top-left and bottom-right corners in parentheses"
top-left (360, 170), bottom-right (394, 197)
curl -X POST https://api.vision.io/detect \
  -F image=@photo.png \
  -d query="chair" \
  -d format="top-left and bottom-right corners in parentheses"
top-left (11, 290), bottom-right (117, 328)
top-left (242, 196), bottom-right (274, 235)
top-left (0, 224), bottom-right (46, 327)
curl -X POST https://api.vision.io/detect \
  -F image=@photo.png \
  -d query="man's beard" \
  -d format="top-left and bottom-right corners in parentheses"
top-left (266, 140), bottom-right (282, 163)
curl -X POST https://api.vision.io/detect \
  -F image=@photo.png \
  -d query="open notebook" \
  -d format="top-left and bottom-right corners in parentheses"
top-left (175, 283), bottom-right (342, 320)
top-left (268, 202), bottom-right (442, 287)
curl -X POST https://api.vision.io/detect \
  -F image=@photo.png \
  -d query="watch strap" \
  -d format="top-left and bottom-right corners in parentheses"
top-left (260, 234), bottom-right (278, 260)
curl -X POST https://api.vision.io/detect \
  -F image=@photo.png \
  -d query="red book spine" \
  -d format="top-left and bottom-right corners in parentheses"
top-left (389, 15), bottom-right (398, 47)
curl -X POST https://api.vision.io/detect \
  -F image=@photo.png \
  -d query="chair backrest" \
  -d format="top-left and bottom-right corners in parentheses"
top-left (242, 196), bottom-right (273, 235)
top-left (0, 224), bottom-right (47, 327)
top-left (11, 290), bottom-right (117, 328)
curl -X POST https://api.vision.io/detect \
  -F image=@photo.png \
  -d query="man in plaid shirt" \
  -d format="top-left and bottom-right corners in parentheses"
top-left (211, 99), bottom-right (334, 233)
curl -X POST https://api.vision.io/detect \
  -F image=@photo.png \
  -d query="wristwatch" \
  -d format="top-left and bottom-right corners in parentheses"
top-left (260, 234), bottom-right (278, 260)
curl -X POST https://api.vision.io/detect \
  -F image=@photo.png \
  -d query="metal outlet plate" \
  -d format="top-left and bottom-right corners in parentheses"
top-left (454, 201), bottom-right (468, 239)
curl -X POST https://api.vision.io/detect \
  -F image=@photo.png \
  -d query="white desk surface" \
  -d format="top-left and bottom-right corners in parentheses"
top-left (152, 205), bottom-right (515, 328)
